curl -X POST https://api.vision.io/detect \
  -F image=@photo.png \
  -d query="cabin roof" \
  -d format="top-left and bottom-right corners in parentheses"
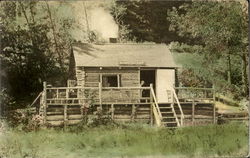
top-left (72, 43), bottom-right (178, 68)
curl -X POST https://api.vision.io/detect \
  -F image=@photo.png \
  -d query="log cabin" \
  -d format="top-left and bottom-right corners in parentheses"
top-left (37, 42), bottom-right (217, 127)
top-left (69, 42), bottom-right (178, 103)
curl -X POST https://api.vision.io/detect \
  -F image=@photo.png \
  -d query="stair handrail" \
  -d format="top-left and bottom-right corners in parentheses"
top-left (170, 102), bottom-right (180, 127)
top-left (171, 87), bottom-right (184, 126)
top-left (150, 84), bottom-right (162, 126)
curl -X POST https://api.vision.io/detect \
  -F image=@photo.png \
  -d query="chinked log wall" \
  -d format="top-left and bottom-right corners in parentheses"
top-left (75, 67), bottom-right (140, 86)
top-left (76, 67), bottom-right (141, 103)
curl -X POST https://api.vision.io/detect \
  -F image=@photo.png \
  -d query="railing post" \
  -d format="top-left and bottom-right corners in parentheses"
top-left (65, 87), bottom-right (69, 105)
top-left (192, 99), bottom-right (195, 125)
top-left (43, 82), bottom-right (47, 124)
top-left (212, 85), bottom-right (216, 124)
top-left (111, 104), bottom-right (114, 120)
top-left (132, 104), bottom-right (135, 122)
top-left (64, 105), bottom-right (68, 128)
top-left (99, 83), bottom-right (102, 110)
top-left (150, 88), bottom-right (153, 126)
top-left (56, 89), bottom-right (59, 99)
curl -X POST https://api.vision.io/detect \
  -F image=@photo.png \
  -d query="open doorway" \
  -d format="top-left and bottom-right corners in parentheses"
top-left (140, 70), bottom-right (156, 98)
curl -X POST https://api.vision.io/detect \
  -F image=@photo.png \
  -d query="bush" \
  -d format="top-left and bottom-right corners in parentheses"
top-left (0, 122), bottom-right (248, 158)
top-left (6, 108), bottom-right (44, 132)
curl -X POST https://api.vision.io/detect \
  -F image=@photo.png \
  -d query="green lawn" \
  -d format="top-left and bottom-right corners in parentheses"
top-left (0, 123), bottom-right (248, 158)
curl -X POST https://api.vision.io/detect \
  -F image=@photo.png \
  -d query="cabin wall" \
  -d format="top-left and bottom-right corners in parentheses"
top-left (76, 67), bottom-right (140, 87)
top-left (75, 67), bottom-right (141, 103)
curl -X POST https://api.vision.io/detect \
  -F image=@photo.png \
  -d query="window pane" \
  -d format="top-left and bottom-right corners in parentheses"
top-left (102, 75), bottom-right (118, 87)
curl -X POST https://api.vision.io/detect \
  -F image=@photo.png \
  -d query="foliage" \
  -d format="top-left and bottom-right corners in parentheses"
top-left (168, 1), bottom-right (248, 57)
top-left (6, 108), bottom-right (43, 132)
top-left (0, 1), bottom-right (76, 105)
top-left (0, 123), bottom-right (248, 158)
top-left (110, 0), bottom-right (189, 43)
top-left (0, 89), bottom-right (15, 115)
top-left (168, 1), bottom-right (248, 99)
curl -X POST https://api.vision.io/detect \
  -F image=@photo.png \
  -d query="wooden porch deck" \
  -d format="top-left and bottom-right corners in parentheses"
top-left (34, 82), bottom-right (216, 127)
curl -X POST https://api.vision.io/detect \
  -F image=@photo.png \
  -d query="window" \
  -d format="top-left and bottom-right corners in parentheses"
top-left (102, 75), bottom-right (120, 87)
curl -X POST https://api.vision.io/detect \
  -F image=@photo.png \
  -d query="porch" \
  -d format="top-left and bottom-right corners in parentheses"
top-left (34, 82), bottom-right (216, 127)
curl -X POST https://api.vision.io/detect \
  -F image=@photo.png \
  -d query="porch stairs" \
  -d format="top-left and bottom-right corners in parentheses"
top-left (159, 103), bottom-right (178, 127)
top-left (149, 86), bottom-right (184, 128)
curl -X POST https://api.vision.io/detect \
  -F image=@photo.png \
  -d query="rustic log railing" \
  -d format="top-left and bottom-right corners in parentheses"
top-left (174, 87), bottom-right (215, 101)
top-left (45, 86), bottom-right (151, 104)
top-left (174, 87), bottom-right (216, 124)
top-left (150, 84), bottom-right (162, 127)
top-left (171, 87), bottom-right (184, 126)
top-left (40, 82), bottom-right (160, 126)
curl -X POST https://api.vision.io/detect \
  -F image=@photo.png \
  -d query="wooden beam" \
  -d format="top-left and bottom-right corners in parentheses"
top-left (132, 104), bottom-right (135, 122)
top-left (99, 82), bottom-right (102, 110)
top-left (117, 74), bottom-right (120, 87)
top-left (64, 105), bottom-right (68, 128)
top-left (56, 89), bottom-right (59, 99)
top-left (111, 104), bottom-right (114, 120)
top-left (192, 100), bottom-right (195, 125)
top-left (150, 92), bottom-right (153, 126)
top-left (43, 82), bottom-right (47, 124)
top-left (213, 85), bottom-right (216, 124)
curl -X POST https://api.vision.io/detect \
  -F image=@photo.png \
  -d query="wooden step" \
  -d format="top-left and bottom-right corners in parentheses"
top-left (162, 117), bottom-right (176, 119)
top-left (162, 121), bottom-right (177, 124)
top-left (161, 112), bottom-right (174, 114)
top-left (159, 107), bottom-right (172, 109)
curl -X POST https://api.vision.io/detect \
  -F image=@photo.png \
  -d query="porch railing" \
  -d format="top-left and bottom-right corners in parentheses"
top-left (39, 82), bottom-right (163, 126)
top-left (45, 85), bottom-right (152, 105)
top-left (150, 84), bottom-right (162, 127)
top-left (174, 86), bottom-right (216, 124)
top-left (171, 87), bottom-right (184, 126)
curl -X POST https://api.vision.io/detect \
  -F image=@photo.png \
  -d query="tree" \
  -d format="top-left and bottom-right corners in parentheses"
top-left (168, 1), bottom-right (248, 98)
top-left (0, 1), bottom-right (76, 104)
top-left (110, 0), bottom-right (189, 43)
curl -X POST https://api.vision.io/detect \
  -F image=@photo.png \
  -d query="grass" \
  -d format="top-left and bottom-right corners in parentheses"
top-left (0, 122), bottom-right (248, 158)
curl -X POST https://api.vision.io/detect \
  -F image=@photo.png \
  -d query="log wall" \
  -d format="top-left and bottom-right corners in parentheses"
top-left (75, 67), bottom-right (141, 103)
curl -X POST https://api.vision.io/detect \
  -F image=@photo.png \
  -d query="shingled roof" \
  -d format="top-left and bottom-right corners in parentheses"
top-left (72, 43), bottom-right (177, 68)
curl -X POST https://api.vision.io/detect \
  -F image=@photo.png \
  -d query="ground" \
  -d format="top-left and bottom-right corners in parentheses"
top-left (0, 122), bottom-right (248, 158)
top-left (215, 101), bottom-right (247, 114)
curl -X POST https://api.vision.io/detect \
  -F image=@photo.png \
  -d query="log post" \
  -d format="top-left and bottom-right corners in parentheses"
top-left (192, 99), bottom-right (195, 125)
top-left (99, 82), bottom-right (102, 110)
top-left (43, 82), bottom-right (47, 124)
top-left (111, 104), bottom-right (114, 120)
top-left (132, 104), bottom-right (135, 122)
top-left (150, 87), bottom-right (153, 126)
top-left (213, 85), bottom-right (216, 124)
top-left (64, 87), bottom-right (69, 128)
top-left (64, 105), bottom-right (68, 128)
top-left (56, 89), bottom-right (59, 99)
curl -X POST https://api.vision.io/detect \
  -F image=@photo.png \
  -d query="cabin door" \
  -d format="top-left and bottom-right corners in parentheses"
top-left (140, 70), bottom-right (156, 98)
top-left (156, 69), bottom-right (175, 103)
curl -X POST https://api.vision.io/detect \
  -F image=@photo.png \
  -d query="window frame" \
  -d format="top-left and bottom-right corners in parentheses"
top-left (100, 73), bottom-right (121, 87)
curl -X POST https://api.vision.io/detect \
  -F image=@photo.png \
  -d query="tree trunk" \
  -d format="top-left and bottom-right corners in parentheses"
top-left (242, 53), bottom-right (248, 97)
top-left (227, 54), bottom-right (232, 84)
top-left (45, 1), bottom-right (64, 69)
top-left (83, 2), bottom-right (90, 41)
top-left (19, 2), bottom-right (36, 47)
